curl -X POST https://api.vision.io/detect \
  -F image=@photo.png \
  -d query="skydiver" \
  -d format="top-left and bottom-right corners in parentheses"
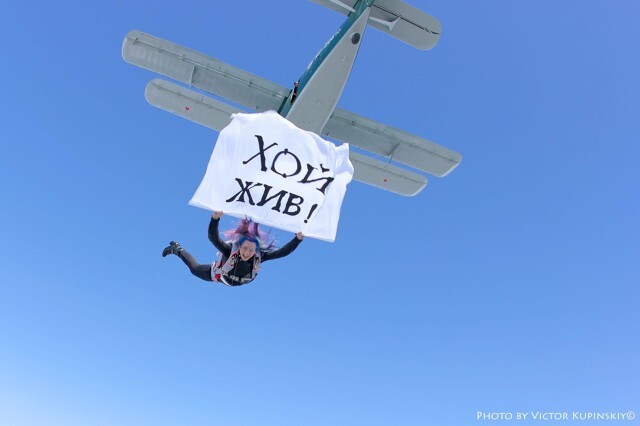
top-left (290, 81), bottom-right (299, 103)
top-left (161, 211), bottom-right (304, 286)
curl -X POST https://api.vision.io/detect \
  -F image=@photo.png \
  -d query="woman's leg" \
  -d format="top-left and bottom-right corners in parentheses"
top-left (162, 241), bottom-right (213, 282)
top-left (177, 250), bottom-right (214, 282)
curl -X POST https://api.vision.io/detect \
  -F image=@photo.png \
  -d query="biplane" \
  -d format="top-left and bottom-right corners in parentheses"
top-left (122, 0), bottom-right (461, 196)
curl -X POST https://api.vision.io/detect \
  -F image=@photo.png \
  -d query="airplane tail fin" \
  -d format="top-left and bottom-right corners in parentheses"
top-left (309, 0), bottom-right (441, 50)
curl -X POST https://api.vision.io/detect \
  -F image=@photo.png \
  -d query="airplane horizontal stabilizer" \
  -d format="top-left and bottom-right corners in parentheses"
top-left (122, 30), bottom-right (288, 111)
top-left (309, 0), bottom-right (441, 50)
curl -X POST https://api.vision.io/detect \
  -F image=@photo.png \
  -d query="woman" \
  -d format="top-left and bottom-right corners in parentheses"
top-left (162, 211), bottom-right (304, 286)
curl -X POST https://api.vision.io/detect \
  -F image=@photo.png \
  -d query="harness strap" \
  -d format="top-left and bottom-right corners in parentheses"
top-left (212, 240), bottom-right (261, 284)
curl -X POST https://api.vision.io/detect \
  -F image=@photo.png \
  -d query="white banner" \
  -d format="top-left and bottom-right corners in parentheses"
top-left (189, 111), bottom-right (353, 242)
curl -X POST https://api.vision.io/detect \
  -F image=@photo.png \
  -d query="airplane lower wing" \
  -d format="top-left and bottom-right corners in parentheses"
top-left (145, 79), bottom-right (427, 196)
top-left (349, 151), bottom-right (427, 196)
top-left (145, 79), bottom-right (240, 131)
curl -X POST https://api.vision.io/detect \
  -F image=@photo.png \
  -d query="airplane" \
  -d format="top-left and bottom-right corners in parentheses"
top-left (122, 0), bottom-right (462, 196)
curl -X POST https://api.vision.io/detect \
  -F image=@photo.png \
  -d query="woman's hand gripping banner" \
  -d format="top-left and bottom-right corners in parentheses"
top-left (189, 111), bottom-right (354, 242)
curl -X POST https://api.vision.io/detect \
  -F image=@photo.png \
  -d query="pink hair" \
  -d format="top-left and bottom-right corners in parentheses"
top-left (223, 217), bottom-right (276, 251)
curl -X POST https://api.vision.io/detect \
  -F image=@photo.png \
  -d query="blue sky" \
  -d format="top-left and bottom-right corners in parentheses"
top-left (1, 1), bottom-right (638, 425)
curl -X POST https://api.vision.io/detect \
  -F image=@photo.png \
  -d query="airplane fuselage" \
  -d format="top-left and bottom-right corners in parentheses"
top-left (281, 0), bottom-right (375, 134)
top-left (122, 0), bottom-right (461, 196)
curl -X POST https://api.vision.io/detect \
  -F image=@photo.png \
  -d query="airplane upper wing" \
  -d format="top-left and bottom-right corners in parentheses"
top-left (122, 30), bottom-right (288, 111)
top-left (323, 108), bottom-right (461, 177)
top-left (123, 31), bottom-right (458, 196)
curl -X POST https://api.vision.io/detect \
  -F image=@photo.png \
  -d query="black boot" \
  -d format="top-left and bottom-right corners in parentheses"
top-left (162, 241), bottom-right (184, 257)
